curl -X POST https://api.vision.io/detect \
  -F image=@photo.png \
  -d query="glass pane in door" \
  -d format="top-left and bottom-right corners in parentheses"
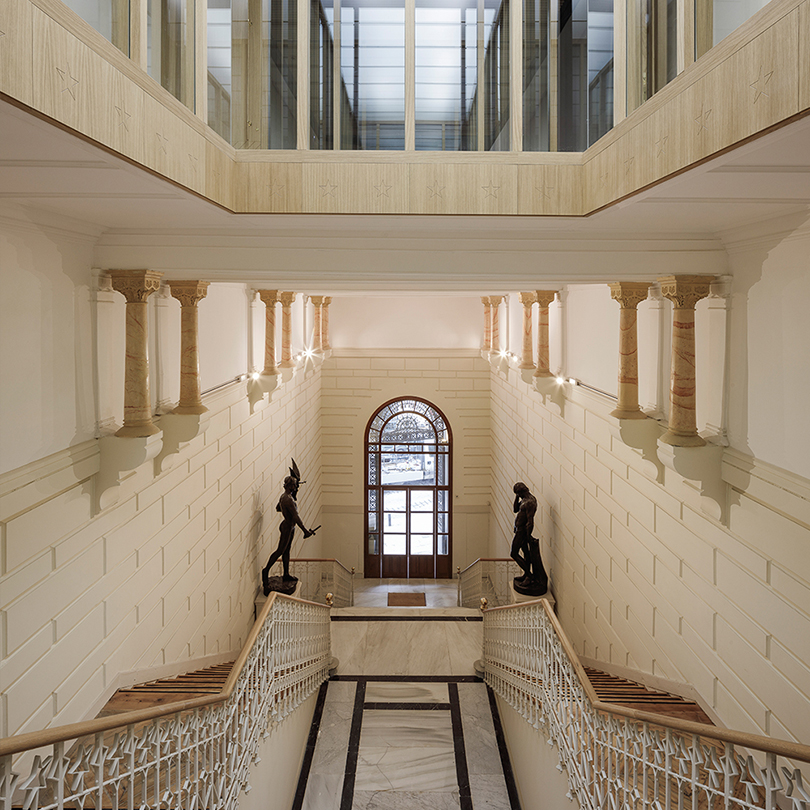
top-left (411, 534), bottom-right (433, 554)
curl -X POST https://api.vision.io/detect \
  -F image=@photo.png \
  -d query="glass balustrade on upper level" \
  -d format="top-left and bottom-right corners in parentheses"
top-left (57, 0), bottom-right (781, 151)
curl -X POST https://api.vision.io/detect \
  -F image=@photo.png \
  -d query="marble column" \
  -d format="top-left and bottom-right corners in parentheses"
top-left (481, 297), bottom-right (493, 352)
top-left (658, 275), bottom-right (714, 447)
top-left (279, 291), bottom-right (297, 368)
top-left (609, 281), bottom-right (651, 419)
top-left (109, 269), bottom-right (163, 437)
top-left (519, 292), bottom-right (537, 368)
top-left (490, 296), bottom-right (503, 354)
top-left (310, 295), bottom-right (325, 352)
top-left (169, 280), bottom-right (210, 414)
top-left (322, 296), bottom-right (333, 351)
top-left (258, 290), bottom-right (280, 375)
top-left (533, 291), bottom-right (556, 377)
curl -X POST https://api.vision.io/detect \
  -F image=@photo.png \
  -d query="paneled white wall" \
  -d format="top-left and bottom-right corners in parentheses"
top-left (319, 351), bottom-right (491, 575)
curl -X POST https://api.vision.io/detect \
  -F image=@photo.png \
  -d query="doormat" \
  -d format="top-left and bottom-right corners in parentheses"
top-left (388, 592), bottom-right (427, 607)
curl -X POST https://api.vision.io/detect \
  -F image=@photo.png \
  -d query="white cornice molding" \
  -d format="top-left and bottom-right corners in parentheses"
top-left (0, 205), bottom-right (104, 243)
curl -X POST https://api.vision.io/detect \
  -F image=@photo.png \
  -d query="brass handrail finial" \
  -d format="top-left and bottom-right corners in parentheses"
top-left (480, 597), bottom-right (488, 611)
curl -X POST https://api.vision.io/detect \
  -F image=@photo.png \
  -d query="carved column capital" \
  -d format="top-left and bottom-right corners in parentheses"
top-left (258, 289), bottom-right (280, 307)
top-left (279, 291), bottom-right (297, 308)
top-left (169, 280), bottom-right (209, 307)
top-left (657, 275), bottom-right (714, 309)
top-left (310, 295), bottom-right (325, 307)
top-left (535, 290), bottom-right (557, 309)
top-left (109, 269), bottom-right (163, 302)
top-left (609, 281), bottom-right (651, 309)
top-left (481, 296), bottom-right (491, 307)
top-left (488, 295), bottom-right (504, 306)
top-left (519, 291), bottom-right (537, 307)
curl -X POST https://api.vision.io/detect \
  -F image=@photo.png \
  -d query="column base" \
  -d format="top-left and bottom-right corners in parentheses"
top-left (518, 361), bottom-right (535, 370)
top-left (533, 369), bottom-right (553, 378)
top-left (659, 429), bottom-right (706, 448)
top-left (172, 403), bottom-right (208, 415)
top-left (609, 407), bottom-right (647, 420)
top-left (115, 421), bottom-right (161, 438)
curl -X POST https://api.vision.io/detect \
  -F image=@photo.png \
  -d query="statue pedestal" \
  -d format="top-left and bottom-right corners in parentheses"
top-left (509, 581), bottom-right (556, 611)
top-left (254, 580), bottom-right (302, 620)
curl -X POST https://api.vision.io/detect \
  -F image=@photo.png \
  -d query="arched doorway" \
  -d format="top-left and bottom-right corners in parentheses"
top-left (364, 397), bottom-right (452, 579)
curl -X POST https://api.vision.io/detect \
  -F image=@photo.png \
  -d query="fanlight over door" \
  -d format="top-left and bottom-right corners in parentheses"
top-left (365, 398), bottom-right (452, 578)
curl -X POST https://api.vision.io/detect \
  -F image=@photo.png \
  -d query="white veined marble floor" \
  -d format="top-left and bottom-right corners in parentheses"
top-left (297, 679), bottom-right (518, 810)
top-left (352, 578), bottom-right (460, 609)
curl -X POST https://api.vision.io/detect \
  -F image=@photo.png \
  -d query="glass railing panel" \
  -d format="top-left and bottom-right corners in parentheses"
top-left (340, 0), bottom-right (406, 150)
top-left (627, 0), bottom-right (676, 114)
top-left (207, 0), bottom-right (232, 140)
top-left (523, 0), bottom-right (550, 151)
top-left (415, 1), bottom-right (478, 151)
top-left (482, 0), bottom-right (510, 149)
top-left (310, 0), bottom-right (336, 148)
top-left (695, 0), bottom-right (770, 59)
top-left (148, 0), bottom-right (195, 109)
top-left (63, 0), bottom-right (130, 54)
top-left (558, 0), bottom-right (613, 150)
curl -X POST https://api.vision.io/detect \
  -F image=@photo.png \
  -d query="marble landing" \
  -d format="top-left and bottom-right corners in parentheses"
top-left (296, 679), bottom-right (518, 810)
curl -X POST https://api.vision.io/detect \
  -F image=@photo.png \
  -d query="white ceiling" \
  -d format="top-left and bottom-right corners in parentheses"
top-left (1, 99), bottom-right (809, 292)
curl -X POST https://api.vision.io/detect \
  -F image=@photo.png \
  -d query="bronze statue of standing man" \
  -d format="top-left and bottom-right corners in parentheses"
top-left (261, 468), bottom-right (318, 596)
top-left (511, 482), bottom-right (548, 596)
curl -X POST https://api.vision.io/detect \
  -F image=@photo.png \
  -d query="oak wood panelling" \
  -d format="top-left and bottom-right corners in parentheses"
top-left (408, 163), bottom-right (519, 215)
top-left (516, 163), bottom-right (582, 216)
top-left (0, 0), bottom-right (34, 106)
top-left (302, 162), bottom-right (409, 214)
top-left (238, 160), bottom-right (305, 213)
top-left (800, 1), bottom-right (810, 111)
top-left (205, 137), bottom-right (237, 210)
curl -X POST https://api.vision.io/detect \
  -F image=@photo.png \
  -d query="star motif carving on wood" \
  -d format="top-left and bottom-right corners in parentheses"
top-left (655, 135), bottom-right (668, 157)
top-left (427, 181), bottom-right (444, 198)
top-left (750, 66), bottom-right (773, 103)
top-left (156, 132), bottom-right (169, 154)
top-left (56, 64), bottom-right (79, 99)
top-left (374, 181), bottom-right (392, 198)
top-left (624, 156), bottom-right (635, 175)
top-left (268, 182), bottom-right (285, 197)
top-left (114, 105), bottom-right (131, 131)
top-left (536, 183), bottom-right (555, 200)
top-left (694, 105), bottom-right (712, 134)
top-left (320, 180), bottom-right (337, 197)
top-left (0, 28), bottom-right (6, 38)
top-left (188, 154), bottom-right (199, 172)
top-left (600, 172), bottom-right (609, 188)
top-left (482, 183), bottom-right (500, 199)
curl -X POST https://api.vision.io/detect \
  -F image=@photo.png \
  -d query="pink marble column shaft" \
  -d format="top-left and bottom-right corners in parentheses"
top-left (518, 292), bottom-right (537, 368)
top-left (658, 275), bottom-right (714, 447)
top-left (279, 291), bottom-right (297, 368)
top-left (109, 269), bottom-right (163, 437)
top-left (481, 297), bottom-right (492, 351)
top-left (490, 296), bottom-right (503, 353)
top-left (258, 290), bottom-right (279, 375)
top-left (310, 295), bottom-right (324, 352)
top-left (533, 291), bottom-right (556, 377)
top-left (170, 280), bottom-right (209, 414)
top-left (322, 297), bottom-right (332, 351)
top-left (609, 282), bottom-right (651, 419)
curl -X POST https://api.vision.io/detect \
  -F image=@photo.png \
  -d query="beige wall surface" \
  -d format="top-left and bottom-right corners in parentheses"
top-left (488, 304), bottom-right (810, 745)
top-left (319, 351), bottom-right (491, 576)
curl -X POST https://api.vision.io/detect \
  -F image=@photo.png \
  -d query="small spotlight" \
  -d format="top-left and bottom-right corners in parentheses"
top-left (304, 349), bottom-right (314, 358)
top-left (499, 350), bottom-right (508, 358)
top-left (252, 372), bottom-right (260, 381)
top-left (555, 376), bottom-right (565, 384)
top-left (568, 377), bottom-right (577, 385)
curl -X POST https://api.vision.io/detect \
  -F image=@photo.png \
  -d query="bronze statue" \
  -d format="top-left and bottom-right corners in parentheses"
top-left (511, 482), bottom-right (548, 597)
top-left (261, 461), bottom-right (319, 596)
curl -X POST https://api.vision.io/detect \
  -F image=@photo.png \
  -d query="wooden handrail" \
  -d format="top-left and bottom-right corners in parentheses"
top-left (458, 557), bottom-right (515, 575)
top-left (484, 598), bottom-right (810, 764)
top-left (0, 591), bottom-right (329, 759)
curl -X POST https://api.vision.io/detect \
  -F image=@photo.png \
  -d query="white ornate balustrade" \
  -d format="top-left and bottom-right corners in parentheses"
top-left (0, 593), bottom-right (331, 810)
top-left (458, 558), bottom-right (523, 608)
top-left (267, 558), bottom-right (354, 607)
top-left (482, 599), bottom-right (810, 810)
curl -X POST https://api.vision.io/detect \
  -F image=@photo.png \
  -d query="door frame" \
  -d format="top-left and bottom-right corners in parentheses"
top-left (363, 396), bottom-right (453, 579)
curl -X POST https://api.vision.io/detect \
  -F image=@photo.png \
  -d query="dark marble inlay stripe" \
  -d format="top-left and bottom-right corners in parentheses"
top-left (331, 616), bottom-right (483, 622)
top-left (291, 679), bottom-right (329, 810)
top-left (487, 685), bottom-right (523, 810)
top-left (331, 675), bottom-right (481, 683)
top-left (449, 683), bottom-right (473, 810)
top-left (363, 702), bottom-right (452, 711)
top-left (340, 680), bottom-right (366, 810)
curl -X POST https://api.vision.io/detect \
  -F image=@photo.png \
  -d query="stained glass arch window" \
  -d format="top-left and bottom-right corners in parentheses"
top-left (365, 397), bottom-right (452, 579)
